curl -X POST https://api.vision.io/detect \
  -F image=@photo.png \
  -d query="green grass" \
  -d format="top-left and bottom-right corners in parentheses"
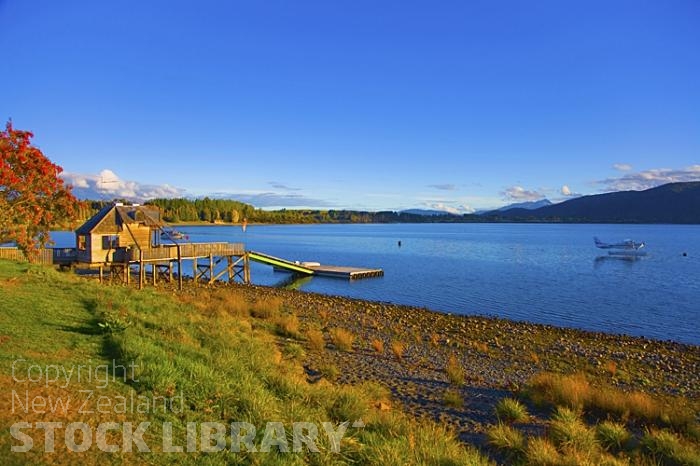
top-left (0, 260), bottom-right (491, 465)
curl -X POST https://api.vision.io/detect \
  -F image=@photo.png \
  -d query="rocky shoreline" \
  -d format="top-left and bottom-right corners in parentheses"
top-left (213, 283), bottom-right (699, 446)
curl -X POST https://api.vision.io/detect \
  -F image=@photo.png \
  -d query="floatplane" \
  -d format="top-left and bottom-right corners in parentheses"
top-left (594, 237), bottom-right (647, 257)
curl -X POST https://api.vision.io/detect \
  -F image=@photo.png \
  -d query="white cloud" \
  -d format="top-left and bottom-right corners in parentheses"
top-left (428, 183), bottom-right (458, 191)
top-left (268, 182), bottom-right (302, 191)
top-left (561, 185), bottom-right (572, 196)
top-left (61, 169), bottom-right (185, 201)
top-left (598, 165), bottom-right (700, 191)
top-left (502, 186), bottom-right (545, 201)
top-left (613, 163), bottom-right (633, 172)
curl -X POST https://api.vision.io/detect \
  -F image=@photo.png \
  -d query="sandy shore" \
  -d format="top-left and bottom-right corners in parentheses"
top-left (213, 283), bottom-right (699, 446)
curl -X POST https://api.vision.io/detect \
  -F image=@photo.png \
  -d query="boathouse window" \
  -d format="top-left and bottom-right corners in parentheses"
top-left (78, 235), bottom-right (87, 251)
top-left (102, 235), bottom-right (119, 250)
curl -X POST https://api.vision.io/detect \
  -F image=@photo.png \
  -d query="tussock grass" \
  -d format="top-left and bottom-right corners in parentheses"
top-left (282, 342), bottom-right (305, 360)
top-left (250, 296), bottom-right (284, 319)
top-left (317, 307), bottom-right (330, 324)
top-left (390, 340), bottom-right (405, 361)
top-left (596, 421), bottom-right (631, 452)
top-left (495, 397), bottom-right (529, 424)
top-left (317, 362), bottom-right (339, 381)
top-left (548, 407), bottom-right (599, 453)
top-left (445, 353), bottom-right (466, 386)
top-left (471, 340), bottom-right (489, 353)
top-left (604, 360), bottom-right (618, 377)
top-left (274, 312), bottom-right (301, 339)
top-left (305, 327), bottom-right (326, 350)
top-left (526, 372), bottom-right (695, 431)
top-left (329, 327), bottom-right (355, 351)
top-left (641, 429), bottom-right (700, 465)
top-left (443, 389), bottom-right (464, 408)
top-left (525, 437), bottom-right (560, 466)
top-left (487, 423), bottom-right (525, 458)
top-left (212, 290), bottom-right (250, 317)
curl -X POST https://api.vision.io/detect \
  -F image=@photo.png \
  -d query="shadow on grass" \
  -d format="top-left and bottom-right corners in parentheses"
top-left (54, 298), bottom-right (131, 383)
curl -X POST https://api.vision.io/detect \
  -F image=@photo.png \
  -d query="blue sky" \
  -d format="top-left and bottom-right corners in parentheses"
top-left (2, 0), bottom-right (699, 212)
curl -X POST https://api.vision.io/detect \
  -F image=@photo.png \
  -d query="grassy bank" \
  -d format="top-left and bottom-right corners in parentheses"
top-left (0, 260), bottom-right (487, 465)
top-left (1, 260), bottom-right (698, 465)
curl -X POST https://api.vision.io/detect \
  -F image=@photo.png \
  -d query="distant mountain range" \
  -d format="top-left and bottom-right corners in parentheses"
top-left (400, 209), bottom-right (456, 216)
top-left (492, 199), bottom-right (553, 212)
top-left (485, 182), bottom-right (700, 223)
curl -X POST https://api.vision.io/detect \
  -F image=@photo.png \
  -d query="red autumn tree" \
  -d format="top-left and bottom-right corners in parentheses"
top-left (0, 121), bottom-right (79, 261)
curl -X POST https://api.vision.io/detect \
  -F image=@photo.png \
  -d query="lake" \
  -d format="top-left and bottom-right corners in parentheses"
top-left (51, 224), bottom-right (700, 345)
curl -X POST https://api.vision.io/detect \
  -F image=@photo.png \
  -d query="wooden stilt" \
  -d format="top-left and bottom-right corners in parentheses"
top-left (139, 250), bottom-right (144, 290)
top-left (193, 258), bottom-right (197, 286)
top-left (244, 253), bottom-right (251, 284)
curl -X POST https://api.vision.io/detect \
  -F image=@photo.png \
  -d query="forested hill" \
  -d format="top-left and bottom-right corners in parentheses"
top-left (144, 198), bottom-right (464, 224)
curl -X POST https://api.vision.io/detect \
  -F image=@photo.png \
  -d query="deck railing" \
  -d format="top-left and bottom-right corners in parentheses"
top-left (120, 242), bottom-right (245, 262)
top-left (0, 247), bottom-right (76, 265)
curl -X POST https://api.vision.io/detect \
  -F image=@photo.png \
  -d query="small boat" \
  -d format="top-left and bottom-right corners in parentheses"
top-left (161, 229), bottom-right (185, 240)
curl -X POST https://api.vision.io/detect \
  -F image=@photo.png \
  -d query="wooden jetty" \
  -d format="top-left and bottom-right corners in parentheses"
top-left (1, 203), bottom-right (383, 288)
top-left (306, 264), bottom-right (384, 279)
top-left (248, 251), bottom-right (384, 279)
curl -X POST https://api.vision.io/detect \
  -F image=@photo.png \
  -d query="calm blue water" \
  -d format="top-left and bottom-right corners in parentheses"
top-left (51, 224), bottom-right (700, 344)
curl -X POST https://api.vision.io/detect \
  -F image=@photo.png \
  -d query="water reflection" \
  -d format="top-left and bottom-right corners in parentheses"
top-left (275, 274), bottom-right (313, 290)
top-left (594, 255), bottom-right (643, 268)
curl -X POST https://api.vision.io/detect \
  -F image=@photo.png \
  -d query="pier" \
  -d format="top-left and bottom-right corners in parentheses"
top-left (248, 251), bottom-right (384, 279)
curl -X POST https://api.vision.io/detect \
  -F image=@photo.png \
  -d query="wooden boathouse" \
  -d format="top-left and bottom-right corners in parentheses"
top-left (73, 203), bottom-right (248, 289)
